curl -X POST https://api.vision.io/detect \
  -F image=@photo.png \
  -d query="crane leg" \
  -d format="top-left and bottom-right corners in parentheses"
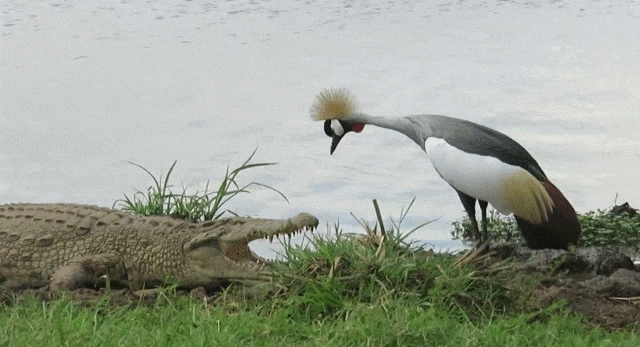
top-left (455, 190), bottom-right (481, 242)
top-left (478, 200), bottom-right (489, 241)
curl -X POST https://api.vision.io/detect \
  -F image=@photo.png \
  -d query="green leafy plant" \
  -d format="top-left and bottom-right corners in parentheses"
top-left (579, 209), bottom-right (640, 248)
top-left (451, 211), bottom-right (521, 245)
top-left (452, 205), bottom-right (640, 248)
top-left (114, 149), bottom-right (287, 221)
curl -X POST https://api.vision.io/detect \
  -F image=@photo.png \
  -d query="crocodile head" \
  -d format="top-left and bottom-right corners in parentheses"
top-left (182, 213), bottom-right (318, 286)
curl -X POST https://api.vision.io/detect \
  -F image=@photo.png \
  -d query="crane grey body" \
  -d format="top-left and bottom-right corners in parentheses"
top-left (345, 113), bottom-right (547, 180)
top-left (312, 89), bottom-right (581, 249)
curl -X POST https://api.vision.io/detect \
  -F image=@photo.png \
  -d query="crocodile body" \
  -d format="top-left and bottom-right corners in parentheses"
top-left (0, 204), bottom-right (318, 291)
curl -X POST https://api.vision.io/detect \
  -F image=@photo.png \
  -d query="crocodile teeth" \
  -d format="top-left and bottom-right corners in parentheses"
top-left (268, 235), bottom-right (274, 243)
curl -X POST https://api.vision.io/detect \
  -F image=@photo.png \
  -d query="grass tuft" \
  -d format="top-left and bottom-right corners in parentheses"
top-left (267, 200), bottom-right (522, 324)
top-left (114, 149), bottom-right (287, 221)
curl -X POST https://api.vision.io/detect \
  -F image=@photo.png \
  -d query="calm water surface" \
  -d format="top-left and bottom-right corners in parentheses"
top-left (2, 0), bottom-right (639, 256)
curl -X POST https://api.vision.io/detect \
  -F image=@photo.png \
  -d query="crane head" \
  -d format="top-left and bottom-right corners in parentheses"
top-left (324, 119), bottom-right (364, 154)
top-left (310, 88), bottom-right (364, 154)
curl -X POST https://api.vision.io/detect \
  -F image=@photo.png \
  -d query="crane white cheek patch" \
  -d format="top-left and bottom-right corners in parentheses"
top-left (425, 137), bottom-right (553, 223)
top-left (331, 119), bottom-right (344, 136)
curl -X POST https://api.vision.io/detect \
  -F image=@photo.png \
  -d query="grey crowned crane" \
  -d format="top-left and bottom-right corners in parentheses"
top-left (311, 89), bottom-right (581, 249)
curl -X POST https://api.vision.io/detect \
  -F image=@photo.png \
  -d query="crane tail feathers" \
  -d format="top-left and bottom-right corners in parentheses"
top-left (515, 179), bottom-right (581, 249)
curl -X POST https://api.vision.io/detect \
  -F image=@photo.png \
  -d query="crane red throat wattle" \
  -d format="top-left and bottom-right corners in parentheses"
top-left (352, 122), bottom-right (365, 133)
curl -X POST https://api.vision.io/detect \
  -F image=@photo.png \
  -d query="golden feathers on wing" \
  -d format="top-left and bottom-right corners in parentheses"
top-left (503, 171), bottom-right (554, 225)
top-left (310, 88), bottom-right (357, 121)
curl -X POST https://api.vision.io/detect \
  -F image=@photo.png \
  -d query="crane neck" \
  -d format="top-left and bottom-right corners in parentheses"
top-left (347, 113), bottom-right (430, 150)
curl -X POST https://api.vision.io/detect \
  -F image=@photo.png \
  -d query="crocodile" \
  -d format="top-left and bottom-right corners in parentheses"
top-left (0, 203), bottom-right (318, 292)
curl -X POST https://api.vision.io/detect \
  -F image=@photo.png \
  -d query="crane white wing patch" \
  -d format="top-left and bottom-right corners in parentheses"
top-left (425, 137), bottom-right (553, 224)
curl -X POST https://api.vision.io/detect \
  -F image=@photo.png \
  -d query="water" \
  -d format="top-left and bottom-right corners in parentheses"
top-left (2, 0), bottom-right (639, 257)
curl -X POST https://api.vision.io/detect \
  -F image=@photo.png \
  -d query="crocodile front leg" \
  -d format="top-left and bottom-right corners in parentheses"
top-left (50, 254), bottom-right (127, 292)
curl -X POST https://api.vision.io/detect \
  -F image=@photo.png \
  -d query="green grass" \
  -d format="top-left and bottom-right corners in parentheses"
top-left (2, 253), bottom-right (639, 347)
top-left (3, 294), bottom-right (639, 347)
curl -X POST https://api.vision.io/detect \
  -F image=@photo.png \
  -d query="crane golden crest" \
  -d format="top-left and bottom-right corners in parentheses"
top-left (310, 88), bottom-right (357, 121)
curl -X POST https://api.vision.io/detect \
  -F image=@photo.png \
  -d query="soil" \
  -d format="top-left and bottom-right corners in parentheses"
top-left (490, 244), bottom-right (640, 330)
top-left (2, 244), bottom-right (640, 331)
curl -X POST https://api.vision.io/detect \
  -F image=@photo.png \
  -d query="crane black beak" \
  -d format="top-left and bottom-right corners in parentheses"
top-left (324, 119), bottom-right (349, 155)
top-left (330, 134), bottom-right (343, 155)
top-left (323, 119), bottom-right (365, 155)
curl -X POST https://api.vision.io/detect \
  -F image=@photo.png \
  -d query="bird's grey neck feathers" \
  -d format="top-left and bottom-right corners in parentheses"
top-left (347, 113), bottom-right (433, 150)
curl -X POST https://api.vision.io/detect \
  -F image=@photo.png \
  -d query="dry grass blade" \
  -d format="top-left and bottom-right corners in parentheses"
top-left (610, 297), bottom-right (640, 304)
top-left (453, 240), bottom-right (492, 268)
